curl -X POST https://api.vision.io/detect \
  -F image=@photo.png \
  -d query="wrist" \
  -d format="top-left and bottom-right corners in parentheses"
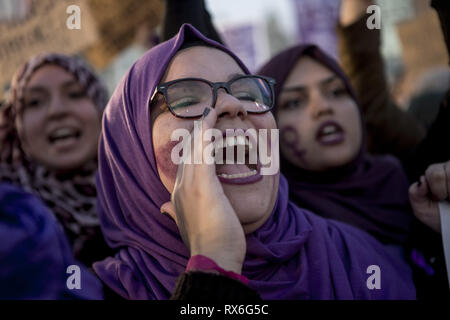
top-left (189, 236), bottom-right (245, 274)
top-left (186, 254), bottom-right (248, 285)
top-left (190, 248), bottom-right (244, 274)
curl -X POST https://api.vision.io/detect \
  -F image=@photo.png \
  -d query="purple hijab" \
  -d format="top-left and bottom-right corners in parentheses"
top-left (94, 24), bottom-right (415, 299)
top-left (258, 45), bottom-right (413, 245)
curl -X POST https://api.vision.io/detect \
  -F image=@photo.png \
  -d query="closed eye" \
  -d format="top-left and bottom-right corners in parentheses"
top-left (171, 97), bottom-right (201, 110)
top-left (234, 91), bottom-right (257, 101)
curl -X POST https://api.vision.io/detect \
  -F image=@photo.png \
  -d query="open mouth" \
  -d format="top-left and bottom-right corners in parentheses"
top-left (214, 133), bottom-right (262, 185)
top-left (315, 121), bottom-right (344, 145)
top-left (47, 127), bottom-right (81, 145)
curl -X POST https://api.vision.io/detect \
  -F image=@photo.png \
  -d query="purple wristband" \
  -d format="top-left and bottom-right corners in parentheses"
top-left (186, 255), bottom-right (249, 285)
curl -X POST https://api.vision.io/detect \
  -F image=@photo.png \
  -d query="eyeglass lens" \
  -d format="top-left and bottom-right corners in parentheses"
top-left (165, 76), bottom-right (272, 117)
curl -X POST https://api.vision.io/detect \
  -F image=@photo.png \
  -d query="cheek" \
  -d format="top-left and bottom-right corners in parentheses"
top-left (343, 104), bottom-right (363, 150)
top-left (250, 113), bottom-right (278, 152)
top-left (78, 102), bottom-right (101, 129)
top-left (19, 111), bottom-right (43, 144)
top-left (251, 112), bottom-right (276, 130)
top-left (280, 126), bottom-right (298, 145)
top-left (152, 113), bottom-right (194, 189)
top-left (279, 125), bottom-right (309, 165)
top-left (154, 140), bottom-right (180, 183)
top-left (277, 111), bottom-right (310, 151)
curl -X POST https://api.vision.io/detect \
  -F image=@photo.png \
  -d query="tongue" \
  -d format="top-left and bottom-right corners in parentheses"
top-left (216, 163), bottom-right (252, 175)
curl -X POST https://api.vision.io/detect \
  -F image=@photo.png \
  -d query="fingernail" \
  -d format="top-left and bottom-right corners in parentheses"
top-left (202, 107), bottom-right (210, 118)
top-left (161, 211), bottom-right (172, 219)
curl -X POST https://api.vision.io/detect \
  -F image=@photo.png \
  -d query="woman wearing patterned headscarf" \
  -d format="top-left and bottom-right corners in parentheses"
top-left (0, 53), bottom-right (111, 266)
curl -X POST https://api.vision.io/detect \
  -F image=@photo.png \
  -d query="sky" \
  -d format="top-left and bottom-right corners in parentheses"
top-left (206, 0), bottom-right (297, 39)
top-left (206, 0), bottom-right (405, 62)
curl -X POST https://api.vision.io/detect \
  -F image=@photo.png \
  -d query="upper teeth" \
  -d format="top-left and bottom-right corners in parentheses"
top-left (322, 126), bottom-right (337, 135)
top-left (218, 136), bottom-right (253, 150)
top-left (51, 128), bottom-right (77, 139)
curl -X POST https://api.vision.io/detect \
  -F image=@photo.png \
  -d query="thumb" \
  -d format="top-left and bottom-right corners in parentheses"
top-left (160, 201), bottom-right (177, 224)
top-left (201, 107), bottom-right (218, 131)
top-left (409, 175), bottom-right (428, 204)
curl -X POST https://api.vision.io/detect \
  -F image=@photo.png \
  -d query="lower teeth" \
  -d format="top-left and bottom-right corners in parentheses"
top-left (217, 170), bottom-right (257, 179)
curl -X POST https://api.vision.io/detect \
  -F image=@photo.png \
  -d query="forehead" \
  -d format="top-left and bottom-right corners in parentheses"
top-left (163, 46), bottom-right (245, 83)
top-left (284, 56), bottom-right (336, 87)
top-left (27, 64), bottom-right (76, 89)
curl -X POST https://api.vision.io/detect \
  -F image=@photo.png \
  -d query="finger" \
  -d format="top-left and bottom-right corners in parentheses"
top-left (444, 161), bottom-right (450, 200)
top-left (409, 176), bottom-right (440, 230)
top-left (193, 108), bottom-right (221, 177)
top-left (160, 201), bottom-right (177, 224)
top-left (175, 120), bottom-right (197, 185)
top-left (425, 164), bottom-right (448, 200)
top-left (161, 200), bottom-right (191, 249)
top-left (201, 107), bottom-right (218, 131)
top-left (171, 150), bottom-right (187, 203)
top-left (409, 175), bottom-right (428, 203)
top-left (183, 108), bottom-right (215, 167)
top-left (173, 108), bottom-right (218, 200)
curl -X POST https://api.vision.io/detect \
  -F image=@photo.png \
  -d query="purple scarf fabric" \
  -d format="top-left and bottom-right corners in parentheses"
top-left (0, 183), bottom-right (103, 299)
top-left (258, 45), bottom-right (413, 245)
top-left (94, 24), bottom-right (415, 299)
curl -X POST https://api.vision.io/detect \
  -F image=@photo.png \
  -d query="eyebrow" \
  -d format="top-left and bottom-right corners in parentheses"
top-left (25, 87), bottom-right (46, 95)
top-left (282, 75), bottom-right (341, 93)
top-left (25, 80), bottom-right (81, 93)
top-left (227, 73), bottom-right (245, 81)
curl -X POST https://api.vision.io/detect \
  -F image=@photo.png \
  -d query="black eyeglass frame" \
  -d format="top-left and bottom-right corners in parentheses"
top-left (151, 75), bottom-right (276, 119)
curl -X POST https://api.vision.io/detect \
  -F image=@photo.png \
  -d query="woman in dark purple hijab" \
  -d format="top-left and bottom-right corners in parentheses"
top-left (93, 24), bottom-right (415, 299)
top-left (258, 45), bottom-right (414, 246)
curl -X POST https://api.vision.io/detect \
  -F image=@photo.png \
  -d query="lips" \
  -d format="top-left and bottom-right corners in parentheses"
top-left (214, 130), bottom-right (263, 185)
top-left (315, 120), bottom-right (345, 146)
top-left (47, 127), bottom-right (81, 144)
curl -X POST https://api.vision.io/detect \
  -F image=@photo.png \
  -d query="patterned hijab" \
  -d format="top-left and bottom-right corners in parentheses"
top-left (0, 53), bottom-right (109, 264)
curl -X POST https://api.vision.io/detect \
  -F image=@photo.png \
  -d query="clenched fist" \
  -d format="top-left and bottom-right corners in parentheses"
top-left (409, 161), bottom-right (450, 233)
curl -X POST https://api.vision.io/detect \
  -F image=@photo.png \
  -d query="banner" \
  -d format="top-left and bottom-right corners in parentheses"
top-left (0, 0), bottom-right (98, 92)
top-left (291, 0), bottom-right (341, 59)
top-left (83, 0), bottom-right (163, 68)
top-left (221, 24), bottom-right (258, 72)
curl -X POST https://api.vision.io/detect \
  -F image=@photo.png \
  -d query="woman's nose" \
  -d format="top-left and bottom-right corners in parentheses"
top-left (47, 94), bottom-right (68, 118)
top-left (310, 92), bottom-right (333, 119)
top-left (214, 89), bottom-right (248, 119)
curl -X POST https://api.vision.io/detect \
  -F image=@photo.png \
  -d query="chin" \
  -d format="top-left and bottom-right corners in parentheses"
top-left (223, 174), bottom-right (278, 234)
top-left (321, 157), bottom-right (354, 172)
top-left (41, 154), bottom-right (94, 172)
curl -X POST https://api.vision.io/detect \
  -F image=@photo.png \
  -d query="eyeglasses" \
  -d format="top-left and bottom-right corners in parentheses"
top-left (151, 75), bottom-right (276, 118)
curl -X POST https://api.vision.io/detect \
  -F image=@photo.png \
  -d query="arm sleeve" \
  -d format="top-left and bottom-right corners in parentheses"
top-left (161, 0), bottom-right (223, 44)
top-left (171, 271), bottom-right (261, 301)
top-left (338, 13), bottom-right (426, 160)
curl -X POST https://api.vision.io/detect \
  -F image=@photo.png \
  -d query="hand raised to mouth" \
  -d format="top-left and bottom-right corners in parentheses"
top-left (160, 107), bottom-right (246, 274)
